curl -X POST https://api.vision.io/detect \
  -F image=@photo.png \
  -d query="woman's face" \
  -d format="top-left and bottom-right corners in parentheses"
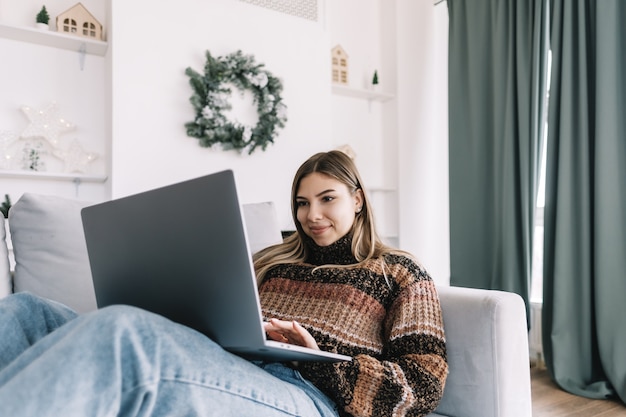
top-left (295, 172), bottom-right (363, 247)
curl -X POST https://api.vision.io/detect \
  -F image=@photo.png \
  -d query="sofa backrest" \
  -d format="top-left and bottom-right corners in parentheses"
top-left (3, 193), bottom-right (283, 313)
top-left (242, 201), bottom-right (283, 254)
top-left (9, 193), bottom-right (96, 312)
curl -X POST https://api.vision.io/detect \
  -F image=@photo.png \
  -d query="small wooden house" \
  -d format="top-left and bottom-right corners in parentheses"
top-left (331, 45), bottom-right (349, 85)
top-left (56, 3), bottom-right (103, 41)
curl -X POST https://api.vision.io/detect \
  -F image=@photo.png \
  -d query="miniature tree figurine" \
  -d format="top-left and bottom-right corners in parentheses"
top-left (372, 70), bottom-right (379, 86)
top-left (36, 6), bottom-right (50, 25)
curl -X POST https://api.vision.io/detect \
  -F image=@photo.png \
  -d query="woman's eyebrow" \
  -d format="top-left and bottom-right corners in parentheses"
top-left (296, 189), bottom-right (336, 200)
top-left (316, 189), bottom-right (336, 197)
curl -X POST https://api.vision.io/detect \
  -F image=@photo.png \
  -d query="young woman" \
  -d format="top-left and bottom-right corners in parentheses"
top-left (0, 151), bottom-right (447, 417)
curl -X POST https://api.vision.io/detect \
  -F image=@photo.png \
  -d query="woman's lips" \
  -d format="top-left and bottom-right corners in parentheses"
top-left (309, 225), bottom-right (329, 235)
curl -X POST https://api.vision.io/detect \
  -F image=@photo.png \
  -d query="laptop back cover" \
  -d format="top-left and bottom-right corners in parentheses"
top-left (81, 170), bottom-right (268, 349)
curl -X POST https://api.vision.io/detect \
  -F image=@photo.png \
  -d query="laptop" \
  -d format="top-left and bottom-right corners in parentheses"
top-left (81, 170), bottom-right (351, 363)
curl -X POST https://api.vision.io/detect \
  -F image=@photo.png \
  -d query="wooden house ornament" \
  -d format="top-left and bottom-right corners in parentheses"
top-left (331, 45), bottom-right (349, 85)
top-left (56, 3), bottom-right (103, 41)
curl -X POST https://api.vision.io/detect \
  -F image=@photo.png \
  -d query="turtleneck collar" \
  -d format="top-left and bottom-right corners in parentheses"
top-left (304, 233), bottom-right (358, 266)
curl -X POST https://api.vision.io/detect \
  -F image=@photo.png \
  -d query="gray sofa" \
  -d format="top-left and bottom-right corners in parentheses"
top-left (0, 193), bottom-right (532, 417)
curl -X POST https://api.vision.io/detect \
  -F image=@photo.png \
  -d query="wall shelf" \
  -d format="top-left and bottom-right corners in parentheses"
top-left (331, 85), bottom-right (394, 102)
top-left (0, 170), bottom-right (107, 183)
top-left (0, 22), bottom-right (108, 56)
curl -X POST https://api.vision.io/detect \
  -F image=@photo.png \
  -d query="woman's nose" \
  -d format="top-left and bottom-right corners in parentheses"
top-left (307, 202), bottom-right (322, 220)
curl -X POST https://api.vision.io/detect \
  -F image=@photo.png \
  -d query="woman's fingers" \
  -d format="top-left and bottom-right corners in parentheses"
top-left (263, 319), bottom-right (319, 350)
top-left (291, 321), bottom-right (319, 350)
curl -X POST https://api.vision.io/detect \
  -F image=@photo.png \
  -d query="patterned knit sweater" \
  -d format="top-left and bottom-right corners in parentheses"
top-left (258, 235), bottom-right (448, 417)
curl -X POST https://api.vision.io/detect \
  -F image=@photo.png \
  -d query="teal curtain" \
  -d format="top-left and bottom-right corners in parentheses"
top-left (448, 0), bottom-right (549, 312)
top-left (542, 0), bottom-right (626, 402)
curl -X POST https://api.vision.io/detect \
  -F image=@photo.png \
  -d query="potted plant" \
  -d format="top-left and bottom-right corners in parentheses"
top-left (2, 194), bottom-right (11, 257)
top-left (372, 70), bottom-right (379, 91)
top-left (1, 194), bottom-right (10, 222)
top-left (36, 5), bottom-right (50, 30)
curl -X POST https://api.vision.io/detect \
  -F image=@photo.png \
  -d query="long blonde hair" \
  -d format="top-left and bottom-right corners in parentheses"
top-left (253, 150), bottom-right (410, 284)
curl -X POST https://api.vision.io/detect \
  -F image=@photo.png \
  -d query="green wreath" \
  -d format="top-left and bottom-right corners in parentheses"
top-left (185, 50), bottom-right (288, 154)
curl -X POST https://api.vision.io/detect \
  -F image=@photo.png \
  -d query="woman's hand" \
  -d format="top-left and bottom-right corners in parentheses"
top-left (263, 318), bottom-right (320, 350)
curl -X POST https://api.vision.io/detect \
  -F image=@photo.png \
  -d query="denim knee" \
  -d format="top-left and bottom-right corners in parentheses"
top-left (5, 292), bottom-right (49, 310)
top-left (83, 304), bottom-right (165, 341)
top-left (78, 304), bottom-right (205, 357)
top-left (3, 292), bottom-right (78, 324)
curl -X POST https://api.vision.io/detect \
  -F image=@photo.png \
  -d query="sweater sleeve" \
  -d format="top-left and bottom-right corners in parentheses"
top-left (300, 260), bottom-right (448, 417)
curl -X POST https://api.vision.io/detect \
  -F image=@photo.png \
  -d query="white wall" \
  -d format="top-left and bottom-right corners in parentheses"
top-left (328, 1), bottom-right (386, 187)
top-left (324, 0), bottom-right (451, 284)
top-left (326, 0), bottom-right (398, 245)
top-left (2, 0), bottom-right (450, 283)
top-left (0, 0), bottom-right (109, 202)
top-left (110, 0), bottom-right (332, 229)
top-left (396, 1), bottom-right (450, 284)
top-left (326, 0), bottom-right (451, 284)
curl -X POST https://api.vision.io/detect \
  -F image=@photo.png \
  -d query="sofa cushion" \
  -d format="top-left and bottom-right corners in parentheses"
top-left (10, 193), bottom-right (97, 313)
top-left (0, 219), bottom-right (11, 298)
top-left (242, 201), bottom-right (283, 254)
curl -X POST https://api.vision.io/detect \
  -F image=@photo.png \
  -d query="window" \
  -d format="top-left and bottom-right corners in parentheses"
top-left (530, 51), bottom-right (551, 303)
top-left (83, 22), bottom-right (96, 38)
top-left (62, 18), bottom-right (78, 34)
top-left (530, 133), bottom-right (547, 302)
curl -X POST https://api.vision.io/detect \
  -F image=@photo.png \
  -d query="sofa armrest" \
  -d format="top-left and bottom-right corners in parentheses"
top-left (430, 286), bottom-right (531, 417)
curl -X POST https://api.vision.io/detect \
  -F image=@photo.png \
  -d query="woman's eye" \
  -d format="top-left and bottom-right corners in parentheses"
top-left (322, 196), bottom-right (334, 202)
top-left (296, 201), bottom-right (308, 207)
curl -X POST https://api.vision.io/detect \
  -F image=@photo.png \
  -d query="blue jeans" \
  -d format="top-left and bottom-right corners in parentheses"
top-left (0, 293), bottom-right (339, 417)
